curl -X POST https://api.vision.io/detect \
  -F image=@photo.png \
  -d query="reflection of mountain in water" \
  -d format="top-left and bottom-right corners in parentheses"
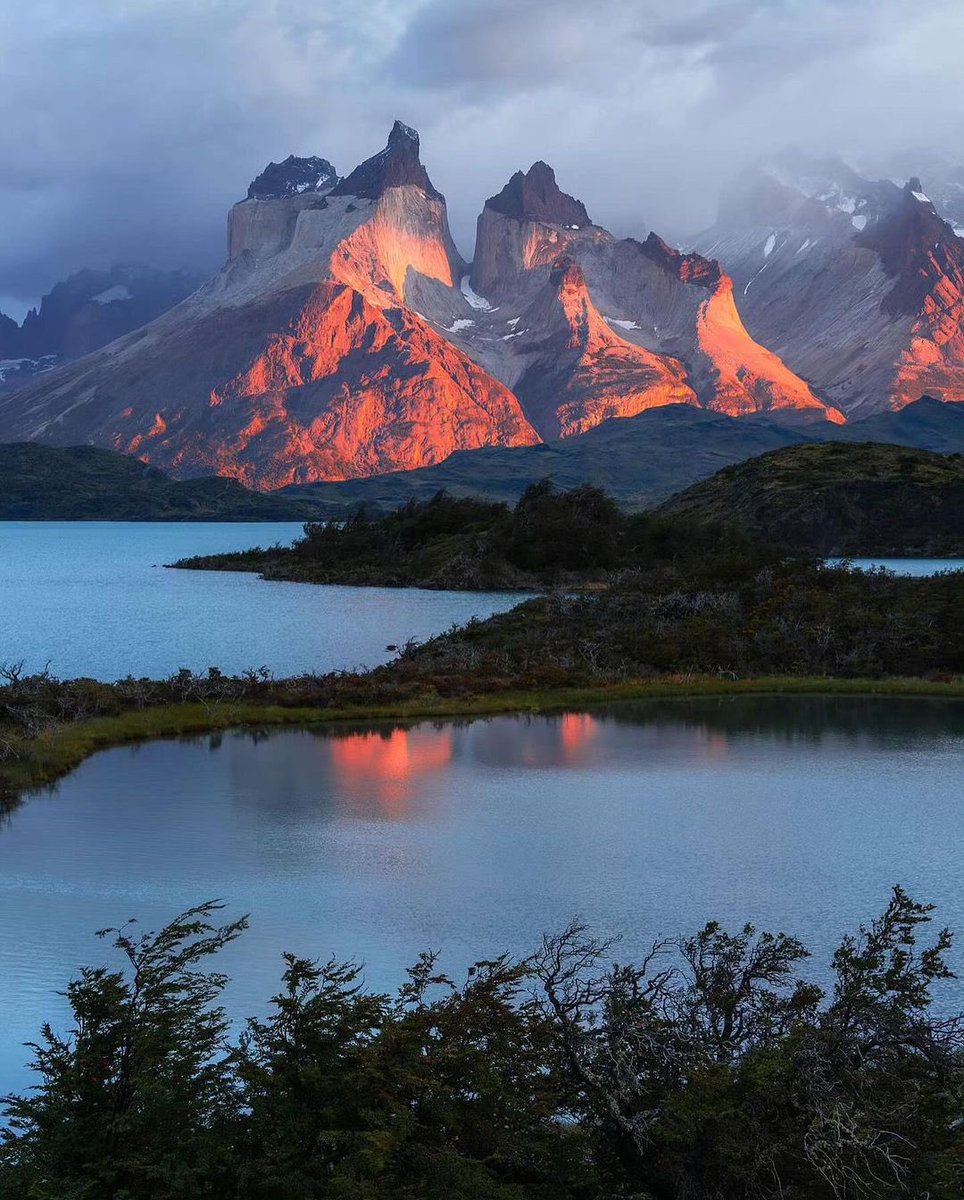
top-left (329, 728), bottom-right (453, 817)
top-left (201, 695), bottom-right (964, 834)
top-left (215, 725), bottom-right (455, 823)
top-left (601, 695), bottom-right (964, 749)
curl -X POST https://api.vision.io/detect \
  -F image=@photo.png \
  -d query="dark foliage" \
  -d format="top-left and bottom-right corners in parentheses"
top-left (2, 890), bottom-right (962, 1198)
top-left (173, 482), bottom-right (773, 588)
top-left (412, 559), bottom-right (964, 684)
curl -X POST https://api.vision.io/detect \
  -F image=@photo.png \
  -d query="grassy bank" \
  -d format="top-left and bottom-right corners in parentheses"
top-left (6, 673), bottom-right (964, 814)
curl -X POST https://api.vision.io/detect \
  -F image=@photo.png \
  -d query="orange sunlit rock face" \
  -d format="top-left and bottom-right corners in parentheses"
top-left (888, 245), bottom-right (964, 408)
top-left (471, 187), bottom-right (844, 432)
top-left (696, 279), bottom-right (845, 422)
top-left (512, 256), bottom-right (699, 438)
top-left (331, 187), bottom-right (462, 306)
top-left (329, 727), bottom-right (453, 817)
top-left (123, 282), bottom-right (541, 489)
top-left (0, 128), bottom-right (854, 485)
top-left (858, 184), bottom-right (964, 411)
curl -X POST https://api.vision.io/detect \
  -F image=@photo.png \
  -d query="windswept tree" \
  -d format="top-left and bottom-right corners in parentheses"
top-left (535, 887), bottom-right (964, 1199)
top-left (0, 902), bottom-right (246, 1200)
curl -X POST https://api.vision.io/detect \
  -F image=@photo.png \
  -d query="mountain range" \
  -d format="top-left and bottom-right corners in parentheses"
top-left (1, 130), bottom-right (963, 492)
top-left (0, 264), bottom-right (202, 393)
top-left (6, 395), bottom-right (964, 520)
top-left (0, 123), bottom-right (845, 490)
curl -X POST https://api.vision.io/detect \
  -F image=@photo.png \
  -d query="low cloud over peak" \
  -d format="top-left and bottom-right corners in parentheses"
top-left (0, 0), bottom-right (961, 317)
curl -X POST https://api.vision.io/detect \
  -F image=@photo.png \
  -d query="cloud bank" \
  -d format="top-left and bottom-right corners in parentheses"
top-left (1, 0), bottom-right (961, 316)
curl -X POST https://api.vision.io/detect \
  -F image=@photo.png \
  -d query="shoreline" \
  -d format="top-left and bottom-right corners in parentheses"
top-left (5, 672), bottom-right (964, 813)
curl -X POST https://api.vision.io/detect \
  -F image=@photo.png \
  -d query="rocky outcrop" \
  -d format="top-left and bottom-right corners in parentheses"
top-left (191, 284), bottom-right (539, 486)
top-left (0, 125), bottom-right (535, 487)
top-left (504, 255), bottom-right (697, 438)
top-left (465, 168), bottom-right (841, 425)
top-left (247, 155), bottom-right (338, 200)
top-left (470, 163), bottom-right (598, 302)
top-left (486, 162), bottom-right (589, 228)
top-left (331, 121), bottom-right (441, 201)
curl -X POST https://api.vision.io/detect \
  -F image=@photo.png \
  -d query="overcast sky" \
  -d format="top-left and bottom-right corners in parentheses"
top-left (1, 0), bottom-right (962, 318)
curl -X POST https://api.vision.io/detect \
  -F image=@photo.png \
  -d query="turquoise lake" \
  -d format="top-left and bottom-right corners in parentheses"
top-left (0, 521), bottom-right (526, 680)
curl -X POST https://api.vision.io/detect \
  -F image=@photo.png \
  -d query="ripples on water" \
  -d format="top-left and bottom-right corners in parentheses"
top-left (2, 695), bottom-right (964, 1093)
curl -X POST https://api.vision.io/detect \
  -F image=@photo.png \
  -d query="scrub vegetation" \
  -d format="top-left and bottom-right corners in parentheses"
top-left (1, 889), bottom-right (962, 1199)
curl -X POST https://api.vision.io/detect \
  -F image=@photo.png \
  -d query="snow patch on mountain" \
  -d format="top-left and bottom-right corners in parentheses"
top-left (0, 355), bottom-right (58, 383)
top-left (461, 275), bottom-right (496, 311)
top-left (91, 284), bottom-right (133, 305)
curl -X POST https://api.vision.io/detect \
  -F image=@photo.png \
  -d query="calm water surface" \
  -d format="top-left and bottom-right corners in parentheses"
top-left (0, 521), bottom-right (525, 679)
top-left (2, 695), bottom-right (964, 1092)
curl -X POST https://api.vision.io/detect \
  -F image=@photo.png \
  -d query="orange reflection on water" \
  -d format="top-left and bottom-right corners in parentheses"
top-left (702, 730), bottom-right (730, 760)
top-left (559, 712), bottom-right (598, 762)
top-left (329, 727), bottom-right (453, 818)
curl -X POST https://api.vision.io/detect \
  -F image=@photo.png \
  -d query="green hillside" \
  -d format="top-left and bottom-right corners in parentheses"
top-left (661, 441), bottom-right (964, 555)
top-left (0, 443), bottom-right (331, 520)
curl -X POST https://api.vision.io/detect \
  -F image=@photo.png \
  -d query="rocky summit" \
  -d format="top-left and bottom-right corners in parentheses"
top-left (247, 155), bottom-right (339, 200)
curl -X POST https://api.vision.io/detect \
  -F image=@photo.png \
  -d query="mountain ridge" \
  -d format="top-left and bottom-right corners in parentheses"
top-left (0, 125), bottom-right (845, 489)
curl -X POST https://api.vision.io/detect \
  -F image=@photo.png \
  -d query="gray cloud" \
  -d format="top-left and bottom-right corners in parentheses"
top-left (0, 0), bottom-right (961, 318)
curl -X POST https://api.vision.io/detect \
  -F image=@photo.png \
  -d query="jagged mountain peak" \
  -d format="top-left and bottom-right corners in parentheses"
top-left (388, 119), bottom-right (420, 152)
top-left (695, 151), bottom-right (964, 417)
top-left (485, 162), bottom-right (590, 228)
top-left (636, 233), bottom-right (724, 290)
top-left (856, 175), bottom-right (964, 318)
top-left (247, 155), bottom-right (339, 200)
top-left (0, 125), bottom-right (851, 486)
top-left (880, 154), bottom-right (964, 235)
top-left (331, 120), bottom-right (441, 201)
